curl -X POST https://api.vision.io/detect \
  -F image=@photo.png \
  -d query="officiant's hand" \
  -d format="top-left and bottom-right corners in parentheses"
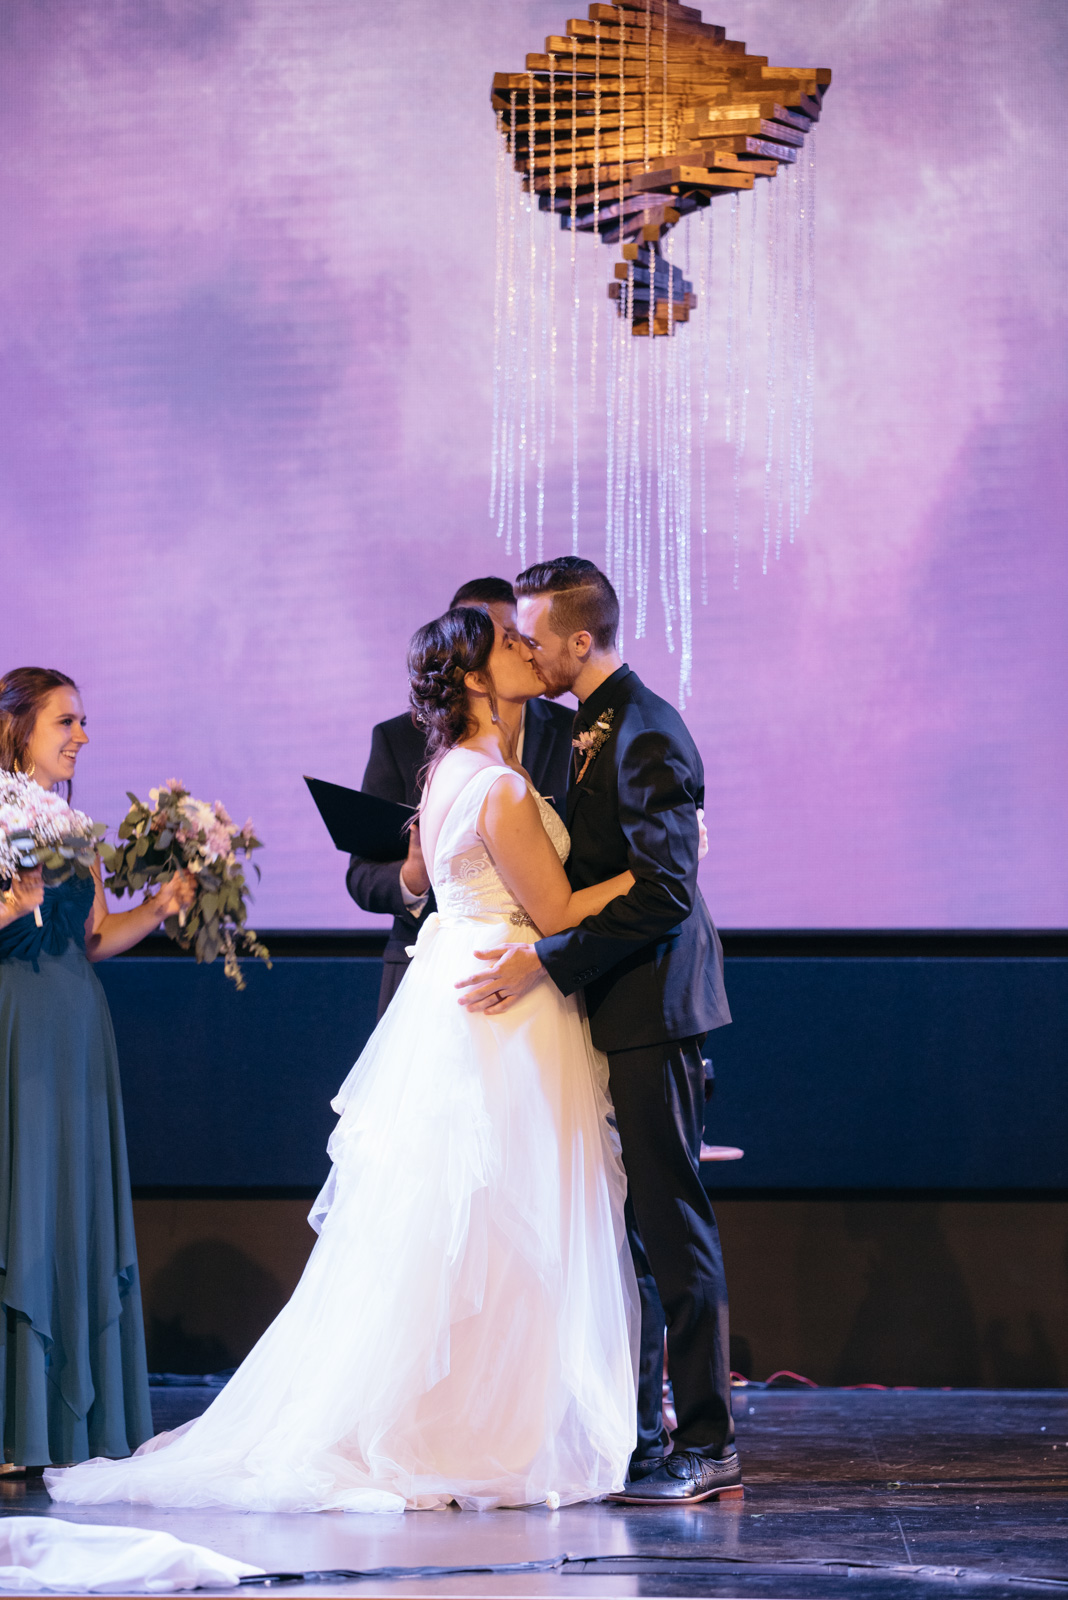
top-left (455, 943), bottom-right (544, 1014)
top-left (697, 806), bottom-right (709, 862)
top-left (400, 821), bottom-right (430, 898)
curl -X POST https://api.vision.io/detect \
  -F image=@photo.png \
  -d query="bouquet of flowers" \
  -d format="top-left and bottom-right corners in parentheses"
top-left (0, 770), bottom-right (105, 926)
top-left (101, 780), bottom-right (270, 990)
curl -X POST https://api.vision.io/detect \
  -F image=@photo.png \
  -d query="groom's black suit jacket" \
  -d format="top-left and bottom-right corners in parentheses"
top-left (536, 665), bottom-right (731, 1054)
top-left (347, 698), bottom-right (575, 968)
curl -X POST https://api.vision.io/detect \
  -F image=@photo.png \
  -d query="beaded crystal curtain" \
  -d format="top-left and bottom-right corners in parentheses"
top-left (489, 0), bottom-right (830, 703)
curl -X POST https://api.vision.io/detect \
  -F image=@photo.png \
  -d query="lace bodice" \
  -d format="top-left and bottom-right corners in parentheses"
top-left (430, 765), bottom-right (569, 926)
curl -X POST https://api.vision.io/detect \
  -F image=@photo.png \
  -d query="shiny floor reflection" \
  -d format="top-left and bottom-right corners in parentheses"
top-left (1, 1391), bottom-right (1065, 1597)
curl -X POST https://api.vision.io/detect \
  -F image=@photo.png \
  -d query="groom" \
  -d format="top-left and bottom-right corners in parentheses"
top-left (456, 556), bottom-right (739, 1503)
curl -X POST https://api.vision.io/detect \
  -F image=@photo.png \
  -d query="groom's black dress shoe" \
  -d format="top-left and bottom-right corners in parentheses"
top-left (608, 1449), bottom-right (743, 1504)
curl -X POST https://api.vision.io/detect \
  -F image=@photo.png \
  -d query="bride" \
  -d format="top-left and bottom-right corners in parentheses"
top-left (47, 605), bottom-right (639, 1514)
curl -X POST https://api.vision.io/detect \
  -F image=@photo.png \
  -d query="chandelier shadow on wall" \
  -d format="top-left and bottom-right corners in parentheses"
top-left (488, 0), bottom-right (831, 703)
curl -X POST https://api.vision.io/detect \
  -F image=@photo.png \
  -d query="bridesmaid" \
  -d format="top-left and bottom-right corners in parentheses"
top-left (0, 668), bottom-right (194, 1472)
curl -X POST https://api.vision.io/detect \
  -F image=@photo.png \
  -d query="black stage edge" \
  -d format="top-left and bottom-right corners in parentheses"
top-left (10, 1391), bottom-right (1068, 1597)
top-left (116, 928), bottom-right (1068, 958)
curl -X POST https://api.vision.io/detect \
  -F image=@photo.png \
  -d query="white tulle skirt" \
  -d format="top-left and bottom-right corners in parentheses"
top-left (46, 912), bottom-right (639, 1513)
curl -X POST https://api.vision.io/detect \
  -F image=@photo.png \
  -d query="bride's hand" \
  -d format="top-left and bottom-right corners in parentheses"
top-left (400, 821), bottom-right (430, 898)
top-left (697, 807), bottom-right (709, 863)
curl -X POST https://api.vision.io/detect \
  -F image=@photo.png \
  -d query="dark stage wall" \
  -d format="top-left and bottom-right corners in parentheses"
top-left (131, 1195), bottom-right (1068, 1391)
top-left (102, 936), bottom-right (1068, 1192)
top-left (105, 939), bottom-right (1068, 1388)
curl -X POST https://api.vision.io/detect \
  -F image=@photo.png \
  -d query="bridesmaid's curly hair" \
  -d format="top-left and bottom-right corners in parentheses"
top-left (0, 667), bottom-right (79, 798)
top-left (408, 606), bottom-right (496, 762)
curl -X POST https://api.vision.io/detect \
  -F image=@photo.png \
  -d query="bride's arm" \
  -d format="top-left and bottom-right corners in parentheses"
top-left (479, 773), bottom-right (633, 937)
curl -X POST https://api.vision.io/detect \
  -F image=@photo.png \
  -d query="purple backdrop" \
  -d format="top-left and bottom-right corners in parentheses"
top-left (3, 0), bottom-right (1066, 928)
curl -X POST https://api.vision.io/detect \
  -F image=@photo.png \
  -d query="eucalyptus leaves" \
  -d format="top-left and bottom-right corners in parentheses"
top-left (101, 780), bottom-right (270, 990)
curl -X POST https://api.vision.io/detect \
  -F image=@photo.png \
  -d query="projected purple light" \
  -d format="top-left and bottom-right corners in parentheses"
top-left (2, 0), bottom-right (1065, 928)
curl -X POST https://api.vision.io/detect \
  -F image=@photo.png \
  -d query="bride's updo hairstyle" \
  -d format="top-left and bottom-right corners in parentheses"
top-left (408, 606), bottom-right (496, 761)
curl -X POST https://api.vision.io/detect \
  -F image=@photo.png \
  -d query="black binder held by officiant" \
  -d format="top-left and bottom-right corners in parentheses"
top-left (304, 776), bottom-right (413, 863)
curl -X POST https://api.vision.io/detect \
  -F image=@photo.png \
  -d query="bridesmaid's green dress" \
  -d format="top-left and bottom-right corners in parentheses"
top-left (0, 873), bottom-right (152, 1465)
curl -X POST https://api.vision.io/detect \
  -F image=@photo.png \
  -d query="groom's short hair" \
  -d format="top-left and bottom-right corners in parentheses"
top-left (514, 558), bottom-right (619, 651)
top-left (450, 576), bottom-right (515, 608)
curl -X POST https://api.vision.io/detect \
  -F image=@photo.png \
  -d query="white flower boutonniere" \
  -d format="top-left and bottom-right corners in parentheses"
top-left (572, 708), bottom-right (615, 783)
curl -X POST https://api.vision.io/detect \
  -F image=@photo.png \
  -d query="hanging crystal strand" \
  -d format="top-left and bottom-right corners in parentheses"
top-left (516, 76), bottom-right (539, 570)
top-left (585, 24), bottom-right (602, 415)
top-left (534, 64), bottom-right (556, 560)
top-left (501, 92), bottom-right (521, 554)
top-left (654, 326), bottom-right (673, 655)
top-left (677, 314), bottom-right (694, 705)
top-left (640, 285), bottom-right (656, 640)
top-left (724, 191), bottom-right (740, 444)
top-left (628, 330), bottom-right (644, 631)
top-left (593, 23), bottom-right (602, 239)
top-left (731, 187), bottom-right (758, 589)
top-left (570, 44), bottom-right (580, 551)
top-left (489, 111), bottom-right (507, 526)
top-left (774, 160), bottom-right (791, 562)
top-left (803, 134), bottom-right (817, 517)
top-left (789, 158), bottom-right (805, 544)
top-left (665, 234), bottom-right (679, 622)
top-left (548, 59), bottom-right (558, 446)
top-left (761, 173), bottom-right (779, 575)
top-left (605, 281), bottom-right (619, 582)
top-left (698, 205), bottom-right (714, 605)
top-left (611, 265), bottom-right (634, 643)
top-left (661, 0), bottom-right (668, 158)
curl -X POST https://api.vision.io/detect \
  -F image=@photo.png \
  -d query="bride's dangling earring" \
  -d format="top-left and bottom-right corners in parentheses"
top-left (15, 757), bottom-right (35, 779)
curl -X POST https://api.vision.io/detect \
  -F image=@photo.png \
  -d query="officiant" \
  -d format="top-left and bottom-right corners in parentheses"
top-left (347, 577), bottom-right (575, 1017)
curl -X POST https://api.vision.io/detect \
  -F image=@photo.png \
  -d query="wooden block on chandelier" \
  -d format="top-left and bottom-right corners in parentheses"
top-left (607, 280), bottom-right (622, 298)
top-left (677, 164), bottom-right (753, 188)
top-left (611, 0), bottom-right (705, 20)
top-left (706, 134), bottom-right (798, 161)
top-left (567, 16), bottom-right (727, 45)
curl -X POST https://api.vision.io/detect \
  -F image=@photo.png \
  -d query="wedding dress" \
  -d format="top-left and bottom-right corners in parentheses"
top-left (47, 764), bottom-right (638, 1513)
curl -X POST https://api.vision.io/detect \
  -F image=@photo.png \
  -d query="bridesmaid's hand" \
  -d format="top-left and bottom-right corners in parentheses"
top-left (151, 869), bottom-right (197, 923)
top-left (1, 867), bottom-right (44, 925)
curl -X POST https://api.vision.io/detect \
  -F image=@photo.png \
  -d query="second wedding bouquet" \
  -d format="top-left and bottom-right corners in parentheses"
top-left (101, 780), bottom-right (270, 989)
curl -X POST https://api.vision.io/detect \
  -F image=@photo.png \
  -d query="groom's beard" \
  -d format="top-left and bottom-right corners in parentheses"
top-left (532, 661), bottom-right (577, 699)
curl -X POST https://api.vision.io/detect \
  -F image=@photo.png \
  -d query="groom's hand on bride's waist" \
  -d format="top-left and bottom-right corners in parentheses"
top-left (455, 944), bottom-right (544, 1013)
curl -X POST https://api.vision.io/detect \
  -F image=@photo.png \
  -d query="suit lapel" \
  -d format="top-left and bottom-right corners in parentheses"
top-left (523, 699), bottom-right (548, 793)
top-left (566, 668), bottom-right (638, 824)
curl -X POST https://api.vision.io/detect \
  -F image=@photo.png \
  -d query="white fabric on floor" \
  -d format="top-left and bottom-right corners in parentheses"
top-left (0, 1517), bottom-right (263, 1592)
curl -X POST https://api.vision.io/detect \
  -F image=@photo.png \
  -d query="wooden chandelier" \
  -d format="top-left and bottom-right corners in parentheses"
top-left (492, 0), bottom-right (831, 335)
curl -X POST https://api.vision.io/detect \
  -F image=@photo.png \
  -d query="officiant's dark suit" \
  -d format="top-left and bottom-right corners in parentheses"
top-left (347, 698), bottom-right (575, 1018)
top-left (536, 663), bottom-right (734, 1467)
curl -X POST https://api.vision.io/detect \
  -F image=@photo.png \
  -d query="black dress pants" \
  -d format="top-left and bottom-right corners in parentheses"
top-left (607, 1035), bottom-right (734, 1459)
top-left (375, 955), bottom-right (410, 1020)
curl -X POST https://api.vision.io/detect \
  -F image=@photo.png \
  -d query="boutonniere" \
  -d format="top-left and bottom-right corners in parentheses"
top-left (572, 708), bottom-right (615, 782)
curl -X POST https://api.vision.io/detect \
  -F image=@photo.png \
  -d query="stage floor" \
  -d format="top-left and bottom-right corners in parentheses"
top-left (2, 1391), bottom-right (1065, 1598)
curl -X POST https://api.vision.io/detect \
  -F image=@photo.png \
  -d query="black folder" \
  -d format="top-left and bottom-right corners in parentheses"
top-left (304, 776), bottom-right (414, 862)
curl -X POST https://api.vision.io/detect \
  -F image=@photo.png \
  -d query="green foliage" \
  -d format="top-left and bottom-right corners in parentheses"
top-left (103, 786), bottom-right (271, 991)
